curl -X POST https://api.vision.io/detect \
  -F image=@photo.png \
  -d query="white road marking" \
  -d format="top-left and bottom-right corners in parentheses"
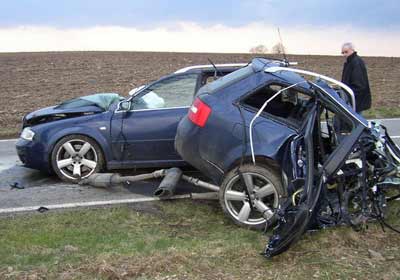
top-left (0, 138), bottom-right (18, 142)
top-left (0, 195), bottom-right (191, 214)
top-left (372, 118), bottom-right (400, 122)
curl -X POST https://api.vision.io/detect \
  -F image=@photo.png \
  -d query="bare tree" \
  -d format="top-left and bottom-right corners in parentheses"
top-left (272, 42), bottom-right (286, 54)
top-left (249, 44), bottom-right (268, 54)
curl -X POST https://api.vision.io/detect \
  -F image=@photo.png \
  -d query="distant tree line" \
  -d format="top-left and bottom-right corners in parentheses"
top-left (249, 43), bottom-right (286, 54)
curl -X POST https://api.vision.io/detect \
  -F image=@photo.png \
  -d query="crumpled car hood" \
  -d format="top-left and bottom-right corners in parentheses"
top-left (23, 93), bottom-right (123, 127)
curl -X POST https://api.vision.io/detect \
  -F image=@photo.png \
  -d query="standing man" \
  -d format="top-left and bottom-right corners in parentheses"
top-left (341, 42), bottom-right (371, 114)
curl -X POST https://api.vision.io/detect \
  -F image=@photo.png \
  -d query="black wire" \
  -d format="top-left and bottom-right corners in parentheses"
top-left (387, 193), bottom-right (400, 202)
top-left (359, 143), bottom-right (368, 214)
top-left (378, 220), bottom-right (386, 232)
top-left (380, 219), bottom-right (400, 234)
top-left (316, 102), bottom-right (326, 161)
top-left (354, 142), bottom-right (400, 235)
top-left (372, 192), bottom-right (400, 234)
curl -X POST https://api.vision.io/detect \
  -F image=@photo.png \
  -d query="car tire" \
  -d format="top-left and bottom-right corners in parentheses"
top-left (51, 134), bottom-right (104, 183)
top-left (219, 164), bottom-right (286, 230)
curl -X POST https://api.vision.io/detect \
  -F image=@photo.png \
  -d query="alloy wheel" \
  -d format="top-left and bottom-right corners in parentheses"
top-left (56, 139), bottom-right (98, 180)
top-left (223, 172), bottom-right (279, 226)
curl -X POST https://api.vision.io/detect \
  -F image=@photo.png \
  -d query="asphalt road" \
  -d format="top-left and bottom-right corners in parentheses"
top-left (0, 138), bottom-right (207, 214)
top-left (1, 118), bottom-right (399, 214)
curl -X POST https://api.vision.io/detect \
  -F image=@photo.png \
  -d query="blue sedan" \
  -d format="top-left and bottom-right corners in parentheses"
top-left (16, 64), bottom-right (245, 182)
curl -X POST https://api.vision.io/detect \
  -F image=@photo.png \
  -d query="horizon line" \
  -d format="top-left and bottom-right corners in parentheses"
top-left (0, 50), bottom-right (398, 59)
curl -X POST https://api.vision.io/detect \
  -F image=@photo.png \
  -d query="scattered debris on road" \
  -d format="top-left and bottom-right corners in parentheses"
top-left (9, 182), bottom-right (24, 190)
top-left (37, 206), bottom-right (49, 213)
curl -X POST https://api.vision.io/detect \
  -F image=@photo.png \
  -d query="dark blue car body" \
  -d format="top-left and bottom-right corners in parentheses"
top-left (175, 58), bottom-right (400, 256)
top-left (175, 58), bottom-right (367, 184)
top-left (16, 64), bottom-right (244, 175)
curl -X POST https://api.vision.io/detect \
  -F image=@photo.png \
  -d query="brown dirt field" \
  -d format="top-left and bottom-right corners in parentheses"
top-left (0, 51), bottom-right (399, 138)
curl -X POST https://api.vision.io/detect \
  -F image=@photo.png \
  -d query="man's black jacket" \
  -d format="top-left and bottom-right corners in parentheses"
top-left (341, 52), bottom-right (371, 112)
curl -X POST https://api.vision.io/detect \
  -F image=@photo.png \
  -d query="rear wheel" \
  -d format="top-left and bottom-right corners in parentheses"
top-left (51, 135), bottom-right (104, 183)
top-left (219, 164), bottom-right (285, 230)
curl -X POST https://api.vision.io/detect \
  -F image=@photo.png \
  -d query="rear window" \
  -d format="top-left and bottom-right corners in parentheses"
top-left (201, 70), bottom-right (233, 86)
top-left (197, 65), bottom-right (254, 95)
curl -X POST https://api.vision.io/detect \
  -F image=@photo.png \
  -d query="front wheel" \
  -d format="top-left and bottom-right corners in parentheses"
top-left (219, 164), bottom-right (285, 230)
top-left (51, 135), bottom-right (104, 183)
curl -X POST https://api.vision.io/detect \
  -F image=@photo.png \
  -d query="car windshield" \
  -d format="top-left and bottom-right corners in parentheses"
top-left (56, 93), bottom-right (124, 111)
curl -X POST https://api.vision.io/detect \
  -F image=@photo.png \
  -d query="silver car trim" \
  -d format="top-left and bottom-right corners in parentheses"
top-left (175, 63), bottom-right (247, 74)
top-left (115, 105), bottom-right (189, 114)
top-left (309, 82), bottom-right (368, 128)
top-left (264, 66), bottom-right (356, 111)
top-left (249, 81), bottom-right (308, 164)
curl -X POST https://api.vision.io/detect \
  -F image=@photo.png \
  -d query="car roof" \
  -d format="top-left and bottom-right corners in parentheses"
top-left (174, 63), bottom-right (247, 74)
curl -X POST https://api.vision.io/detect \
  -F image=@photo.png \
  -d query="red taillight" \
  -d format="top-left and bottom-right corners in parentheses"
top-left (188, 98), bottom-right (211, 127)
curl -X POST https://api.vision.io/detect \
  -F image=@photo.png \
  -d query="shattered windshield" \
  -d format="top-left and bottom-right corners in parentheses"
top-left (56, 93), bottom-right (124, 111)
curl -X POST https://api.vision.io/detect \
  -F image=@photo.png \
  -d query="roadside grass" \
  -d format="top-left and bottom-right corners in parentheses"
top-left (0, 200), bottom-right (399, 279)
top-left (364, 107), bottom-right (400, 119)
top-left (0, 127), bottom-right (19, 139)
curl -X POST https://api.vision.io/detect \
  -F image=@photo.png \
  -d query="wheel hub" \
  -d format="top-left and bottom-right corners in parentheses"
top-left (73, 155), bottom-right (82, 162)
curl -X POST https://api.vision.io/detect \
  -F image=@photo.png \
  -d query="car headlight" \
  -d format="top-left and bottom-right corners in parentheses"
top-left (20, 127), bottom-right (35, 141)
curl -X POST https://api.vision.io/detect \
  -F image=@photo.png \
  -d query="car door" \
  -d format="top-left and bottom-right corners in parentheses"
top-left (111, 73), bottom-right (199, 166)
top-left (265, 85), bottom-right (368, 257)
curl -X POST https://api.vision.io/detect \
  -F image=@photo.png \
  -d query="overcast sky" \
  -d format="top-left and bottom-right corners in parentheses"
top-left (1, 0), bottom-right (399, 56)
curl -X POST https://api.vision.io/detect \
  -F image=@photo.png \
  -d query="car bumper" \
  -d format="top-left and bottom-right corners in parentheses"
top-left (16, 138), bottom-right (51, 172)
top-left (175, 117), bottom-right (224, 184)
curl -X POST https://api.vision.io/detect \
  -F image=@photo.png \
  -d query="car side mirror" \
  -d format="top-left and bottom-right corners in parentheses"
top-left (118, 100), bottom-right (131, 112)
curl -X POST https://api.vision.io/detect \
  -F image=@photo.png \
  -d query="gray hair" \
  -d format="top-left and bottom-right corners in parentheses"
top-left (342, 42), bottom-right (355, 50)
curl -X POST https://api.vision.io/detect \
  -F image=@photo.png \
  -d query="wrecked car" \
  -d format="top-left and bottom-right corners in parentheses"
top-left (175, 58), bottom-right (400, 256)
top-left (16, 63), bottom-right (245, 182)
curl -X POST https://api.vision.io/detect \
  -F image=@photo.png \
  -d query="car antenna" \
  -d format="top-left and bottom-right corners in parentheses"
top-left (277, 27), bottom-right (288, 65)
top-left (207, 58), bottom-right (223, 79)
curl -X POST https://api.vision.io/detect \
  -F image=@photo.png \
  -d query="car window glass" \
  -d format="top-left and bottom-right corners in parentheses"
top-left (206, 76), bottom-right (218, 84)
top-left (204, 72), bottom-right (226, 84)
top-left (242, 83), bottom-right (313, 127)
top-left (197, 65), bottom-right (253, 95)
top-left (199, 71), bottom-right (233, 88)
top-left (131, 74), bottom-right (198, 110)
